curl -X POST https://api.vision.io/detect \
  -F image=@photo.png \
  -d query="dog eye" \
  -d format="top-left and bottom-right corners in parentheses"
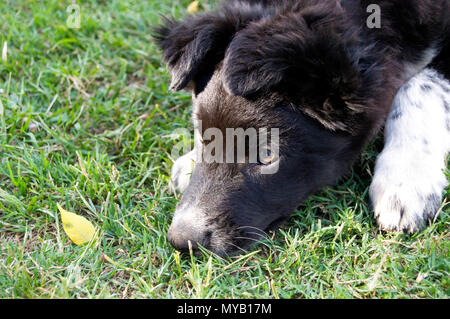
top-left (258, 148), bottom-right (275, 165)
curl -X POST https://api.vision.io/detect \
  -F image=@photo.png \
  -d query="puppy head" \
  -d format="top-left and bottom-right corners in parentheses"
top-left (155, 3), bottom-right (388, 255)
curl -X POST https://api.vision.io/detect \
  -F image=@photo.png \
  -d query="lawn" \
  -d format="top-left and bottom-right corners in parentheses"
top-left (0, 0), bottom-right (448, 299)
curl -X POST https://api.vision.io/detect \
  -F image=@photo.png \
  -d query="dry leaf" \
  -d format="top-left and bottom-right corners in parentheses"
top-left (58, 204), bottom-right (97, 245)
top-left (187, 1), bottom-right (199, 14)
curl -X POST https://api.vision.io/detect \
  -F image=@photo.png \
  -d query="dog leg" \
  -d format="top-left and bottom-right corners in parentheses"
top-left (169, 149), bottom-right (196, 193)
top-left (370, 68), bottom-right (450, 233)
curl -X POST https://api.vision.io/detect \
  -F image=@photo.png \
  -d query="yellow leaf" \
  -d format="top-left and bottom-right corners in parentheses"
top-left (58, 204), bottom-right (97, 245)
top-left (187, 1), bottom-right (199, 14)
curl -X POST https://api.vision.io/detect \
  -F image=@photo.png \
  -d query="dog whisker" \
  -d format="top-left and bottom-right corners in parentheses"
top-left (245, 231), bottom-right (269, 241)
top-left (236, 225), bottom-right (268, 237)
top-left (234, 236), bottom-right (271, 248)
top-left (226, 241), bottom-right (249, 255)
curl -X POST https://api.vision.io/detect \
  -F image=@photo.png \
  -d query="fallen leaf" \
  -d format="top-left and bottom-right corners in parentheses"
top-left (58, 204), bottom-right (97, 245)
top-left (187, 1), bottom-right (199, 14)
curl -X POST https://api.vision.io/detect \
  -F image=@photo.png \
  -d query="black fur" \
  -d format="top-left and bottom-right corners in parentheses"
top-left (154, 0), bottom-right (450, 255)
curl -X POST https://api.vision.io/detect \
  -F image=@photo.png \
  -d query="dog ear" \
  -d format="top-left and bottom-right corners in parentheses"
top-left (222, 7), bottom-right (381, 133)
top-left (222, 9), bottom-right (365, 100)
top-left (153, 3), bottom-right (271, 92)
top-left (154, 16), bottom-right (229, 91)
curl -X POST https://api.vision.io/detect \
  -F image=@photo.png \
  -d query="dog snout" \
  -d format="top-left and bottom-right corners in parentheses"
top-left (167, 207), bottom-right (209, 252)
top-left (167, 224), bottom-right (206, 251)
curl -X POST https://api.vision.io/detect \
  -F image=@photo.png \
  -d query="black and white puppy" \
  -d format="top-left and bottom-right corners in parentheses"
top-left (154, 0), bottom-right (450, 255)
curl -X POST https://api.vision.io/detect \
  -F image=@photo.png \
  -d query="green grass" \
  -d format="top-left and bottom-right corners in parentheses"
top-left (0, 0), bottom-right (448, 299)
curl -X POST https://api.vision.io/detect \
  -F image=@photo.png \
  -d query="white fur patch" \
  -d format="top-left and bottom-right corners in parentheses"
top-left (169, 149), bottom-right (196, 193)
top-left (370, 68), bottom-right (450, 233)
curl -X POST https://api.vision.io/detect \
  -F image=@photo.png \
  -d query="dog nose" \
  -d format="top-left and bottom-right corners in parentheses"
top-left (168, 206), bottom-right (211, 252)
top-left (167, 220), bottom-right (206, 252)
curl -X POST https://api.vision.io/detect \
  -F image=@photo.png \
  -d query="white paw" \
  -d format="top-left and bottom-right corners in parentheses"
top-left (370, 68), bottom-right (450, 233)
top-left (168, 150), bottom-right (196, 193)
top-left (370, 153), bottom-right (447, 233)
top-left (370, 184), bottom-right (443, 233)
